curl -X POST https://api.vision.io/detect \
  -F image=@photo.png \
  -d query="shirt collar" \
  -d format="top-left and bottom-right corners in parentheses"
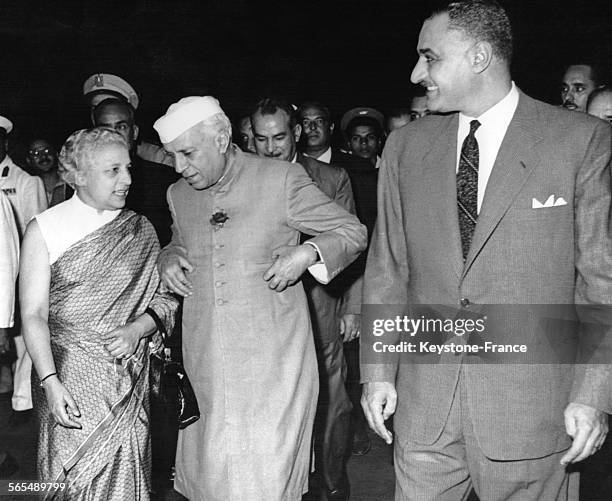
top-left (305, 147), bottom-right (332, 164)
top-left (0, 155), bottom-right (15, 170)
top-left (210, 144), bottom-right (244, 193)
top-left (458, 81), bottom-right (519, 130)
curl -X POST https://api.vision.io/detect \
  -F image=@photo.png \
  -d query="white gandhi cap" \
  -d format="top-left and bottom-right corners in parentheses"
top-left (154, 96), bottom-right (223, 144)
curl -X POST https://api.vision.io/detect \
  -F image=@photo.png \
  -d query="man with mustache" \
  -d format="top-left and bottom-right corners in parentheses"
top-left (560, 63), bottom-right (605, 112)
top-left (26, 139), bottom-right (71, 207)
top-left (298, 101), bottom-right (378, 458)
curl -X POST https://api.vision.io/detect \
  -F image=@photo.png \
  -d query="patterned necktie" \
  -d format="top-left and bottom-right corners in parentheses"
top-left (457, 119), bottom-right (481, 259)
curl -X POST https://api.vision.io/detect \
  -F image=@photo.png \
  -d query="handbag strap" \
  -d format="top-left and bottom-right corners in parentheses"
top-left (145, 307), bottom-right (168, 346)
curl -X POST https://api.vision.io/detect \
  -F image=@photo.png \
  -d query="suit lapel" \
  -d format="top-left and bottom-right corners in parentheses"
top-left (297, 153), bottom-right (317, 184)
top-left (463, 92), bottom-right (543, 277)
top-left (422, 114), bottom-right (464, 280)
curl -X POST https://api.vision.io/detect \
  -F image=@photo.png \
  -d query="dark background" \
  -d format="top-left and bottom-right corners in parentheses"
top-left (0, 0), bottom-right (610, 150)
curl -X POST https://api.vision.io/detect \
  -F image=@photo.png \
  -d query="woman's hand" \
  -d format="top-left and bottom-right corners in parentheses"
top-left (43, 376), bottom-right (82, 429)
top-left (102, 322), bottom-right (144, 359)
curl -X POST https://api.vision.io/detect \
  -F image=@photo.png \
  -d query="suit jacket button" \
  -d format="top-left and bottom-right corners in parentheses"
top-left (460, 298), bottom-right (470, 307)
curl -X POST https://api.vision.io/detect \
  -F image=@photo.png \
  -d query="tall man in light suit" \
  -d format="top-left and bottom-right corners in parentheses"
top-left (361, 1), bottom-right (612, 500)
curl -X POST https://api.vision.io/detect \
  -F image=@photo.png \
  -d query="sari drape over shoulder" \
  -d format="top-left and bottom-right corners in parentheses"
top-left (33, 210), bottom-right (177, 501)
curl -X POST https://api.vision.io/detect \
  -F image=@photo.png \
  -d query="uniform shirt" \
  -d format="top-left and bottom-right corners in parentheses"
top-left (0, 191), bottom-right (19, 327)
top-left (0, 156), bottom-right (48, 235)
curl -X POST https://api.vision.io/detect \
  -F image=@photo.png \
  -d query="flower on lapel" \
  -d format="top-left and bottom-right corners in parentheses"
top-left (210, 208), bottom-right (229, 229)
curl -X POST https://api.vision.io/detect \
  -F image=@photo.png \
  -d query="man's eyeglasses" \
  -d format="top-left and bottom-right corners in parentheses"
top-left (29, 148), bottom-right (54, 157)
top-left (301, 118), bottom-right (328, 129)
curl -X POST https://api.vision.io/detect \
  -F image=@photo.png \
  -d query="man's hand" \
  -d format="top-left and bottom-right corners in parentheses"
top-left (0, 328), bottom-right (10, 355)
top-left (43, 377), bottom-right (82, 429)
top-left (340, 313), bottom-right (361, 343)
top-left (361, 381), bottom-right (397, 444)
top-left (102, 323), bottom-right (145, 359)
top-left (158, 251), bottom-right (194, 297)
top-left (263, 244), bottom-right (317, 292)
top-left (560, 402), bottom-right (609, 465)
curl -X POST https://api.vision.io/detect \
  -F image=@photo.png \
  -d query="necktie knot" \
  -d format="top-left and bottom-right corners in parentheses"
top-left (469, 120), bottom-right (481, 136)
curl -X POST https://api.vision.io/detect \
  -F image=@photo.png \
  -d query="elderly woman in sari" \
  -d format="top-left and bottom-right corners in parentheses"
top-left (19, 127), bottom-right (178, 500)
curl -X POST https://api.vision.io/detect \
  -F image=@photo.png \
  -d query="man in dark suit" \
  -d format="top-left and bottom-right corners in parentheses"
top-left (93, 98), bottom-right (179, 247)
top-left (251, 97), bottom-right (356, 500)
top-left (298, 102), bottom-right (377, 243)
top-left (299, 101), bottom-right (378, 456)
top-left (361, 1), bottom-right (612, 500)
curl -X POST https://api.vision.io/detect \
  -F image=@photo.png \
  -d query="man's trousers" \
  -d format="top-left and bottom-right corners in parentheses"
top-left (314, 333), bottom-right (352, 493)
top-left (394, 366), bottom-right (578, 501)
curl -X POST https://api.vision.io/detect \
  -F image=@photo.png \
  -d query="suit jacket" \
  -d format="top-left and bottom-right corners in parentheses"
top-left (330, 150), bottom-right (378, 238)
top-left (162, 146), bottom-right (366, 500)
top-left (297, 153), bottom-right (356, 344)
top-left (362, 91), bottom-right (612, 460)
top-left (126, 155), bottom-right (179, 247)
top-left (328, 150), bottom-right (378, 315)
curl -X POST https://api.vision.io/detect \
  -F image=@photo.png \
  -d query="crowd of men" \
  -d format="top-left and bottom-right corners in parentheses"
top-left (1, 0), bottom-right (612, 499)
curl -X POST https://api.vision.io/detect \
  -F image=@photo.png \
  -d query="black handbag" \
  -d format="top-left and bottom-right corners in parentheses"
top-left (147, 308), bottom-right (200, 429)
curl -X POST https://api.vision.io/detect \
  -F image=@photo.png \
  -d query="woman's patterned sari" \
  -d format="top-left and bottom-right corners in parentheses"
top-left (33, 211), bottom-right (177, 500)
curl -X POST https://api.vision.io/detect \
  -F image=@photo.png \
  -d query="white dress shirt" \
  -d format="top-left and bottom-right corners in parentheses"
top-left (456, 82), bottom-right (519, 213)
top-left (35, 194), bottom-right (120, 265)
top-left (305, 147), bottom-right (332, 164)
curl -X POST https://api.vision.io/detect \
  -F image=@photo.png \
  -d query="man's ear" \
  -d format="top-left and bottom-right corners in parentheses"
top-left (293, 123), bottom-right (302, 144)
top-left (471, 41), bottom-right (493, 74)
top-left (329, 122), bottom-right (335, 135)
top-left (215, 131), bottom-right (231, 154)
top-left (132, 124), bottom-right (140, 143)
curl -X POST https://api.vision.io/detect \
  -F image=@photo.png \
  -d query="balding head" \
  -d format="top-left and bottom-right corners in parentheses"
top-left (92, 98), bottom-right (138, 151)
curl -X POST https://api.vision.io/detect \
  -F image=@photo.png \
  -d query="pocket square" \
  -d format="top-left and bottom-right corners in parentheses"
top-left (532, 195), bottom-right (567, 209)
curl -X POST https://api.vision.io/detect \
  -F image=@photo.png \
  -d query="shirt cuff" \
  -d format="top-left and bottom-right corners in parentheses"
top-left (303, 241), bottom-right (330, 284)
top-left (0, 309), bottom-right (14, 329)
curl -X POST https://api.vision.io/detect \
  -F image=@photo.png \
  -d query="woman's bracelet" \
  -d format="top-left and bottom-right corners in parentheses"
top-left (39, 372), bottom-right (57, 387)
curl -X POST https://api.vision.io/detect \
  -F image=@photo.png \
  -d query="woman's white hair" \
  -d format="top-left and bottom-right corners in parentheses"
top-left (58, 127), bottom-right (128, 186)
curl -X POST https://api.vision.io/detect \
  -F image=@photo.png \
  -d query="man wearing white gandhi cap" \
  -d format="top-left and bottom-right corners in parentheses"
top-left (155, 96), bottom-right (367, 501)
